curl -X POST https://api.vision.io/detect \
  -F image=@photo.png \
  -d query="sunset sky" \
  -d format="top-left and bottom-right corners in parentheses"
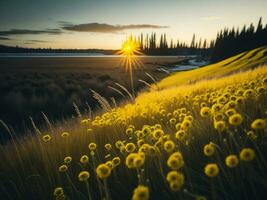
top-left (0, 0), bottom-right (266, 49)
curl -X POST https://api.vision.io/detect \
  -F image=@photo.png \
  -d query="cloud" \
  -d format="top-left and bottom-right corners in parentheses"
top-left (62, 23), bottom-right (169, 33)
top-left (0, 37), bottom-right (10, 40)
top-left (0, 28), bottom-right (62, 36)
top-left (23, 42), bottom-right (35, 45)
top-left (27, 40), bottom-right (49, 43)
top-left (201, 16), bottom-right (222, 21)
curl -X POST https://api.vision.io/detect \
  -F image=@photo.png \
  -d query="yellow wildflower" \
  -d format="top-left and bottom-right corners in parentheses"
top-left (239, 148), bottom-right (255, 161)
top-left (225, 155), bottom-right (239, 168)
top-left (132, 185), bottom-right (149, 200)
top-left (96, 164), bottom-right (111, 179)
top-left (204, 163), bottom-right (219, 177)
top-left (229, 114), bottom-right (243, 126)
top-left (78, 171), bottom-right (90, 181)
top-left (251, 119), bottom-right (266, 130)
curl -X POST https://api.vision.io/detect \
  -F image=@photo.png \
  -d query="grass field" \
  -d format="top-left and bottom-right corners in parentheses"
top-left (0, 56), bottom-right (181, 137)
top-left (158, 46), bottom-right (267, 89)
top-left (0, 48), bottom-right (267, 200)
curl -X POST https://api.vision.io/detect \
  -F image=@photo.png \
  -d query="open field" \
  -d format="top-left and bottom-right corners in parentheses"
top-left (0, 47), bottom-right (267, 200)
top-left (0, 56), bottom-right (182, 137)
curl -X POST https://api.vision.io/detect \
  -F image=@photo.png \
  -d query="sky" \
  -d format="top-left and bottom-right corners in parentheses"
top-left (0, 0), bottom-right (266, 49)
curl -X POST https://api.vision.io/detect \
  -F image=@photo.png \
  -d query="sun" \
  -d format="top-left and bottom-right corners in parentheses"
top-left (118, 36), bottom-right (143, 96)
top-left (119, 37), bottom-right (141, 57)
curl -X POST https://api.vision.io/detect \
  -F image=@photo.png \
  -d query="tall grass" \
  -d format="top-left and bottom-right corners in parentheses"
top-left (0, 64), bottom-right (267, 199)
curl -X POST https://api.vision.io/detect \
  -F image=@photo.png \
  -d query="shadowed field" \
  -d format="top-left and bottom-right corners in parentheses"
top-left (0, 56), bottom-right (182, 137)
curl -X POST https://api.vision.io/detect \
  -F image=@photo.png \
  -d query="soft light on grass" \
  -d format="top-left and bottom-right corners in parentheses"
top-left (0, 54), bottom-right (267, 199)
top-left (157, 46), bottom-right (267, 89)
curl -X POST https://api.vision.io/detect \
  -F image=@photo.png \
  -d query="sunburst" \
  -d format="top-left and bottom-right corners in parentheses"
top-left (118, 36), bottom-right (143, 96)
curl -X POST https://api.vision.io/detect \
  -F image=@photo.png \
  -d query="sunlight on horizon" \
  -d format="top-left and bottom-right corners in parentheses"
top-left (118, 36), bottom-right (143, 95)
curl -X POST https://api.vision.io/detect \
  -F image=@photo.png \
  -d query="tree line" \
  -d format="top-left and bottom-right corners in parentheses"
top-left (135, 32), bottom-right (212, 56)
top-left (211, 17), bottom-right (267, 62)
top-left (134, 17), bottom-right (266, 61)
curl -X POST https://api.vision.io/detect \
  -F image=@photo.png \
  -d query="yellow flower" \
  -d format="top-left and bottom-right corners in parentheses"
top-left (175, 123), bottom-right (181, 130)
top-left (166, 171), bottom-right (184, 183)
top-left (239, 148), bottom-right (255, 161)
top-left (164, 140), bottom-right (175, 153)
top-left (212, 103), bottom-right (223, 112)
top-left (80, 119), bottom-right (90, 125)
top-left (225, 109), bottom-right (236, 117)
top-left (213, 113), bottom-right (224, 121)
top-left (169, 179), bottom-right (184, 191)
top-left (217, 96), bottom-right (227, 104)
top-left (125, 143), bottom-right (136, 153)
top-left (112, 157), bottom-right (121, 167)
top-left (243, 89), bottom-right (255, 98)
top-left (214, 121), bottom-right (226, 132)
top-left (61, 132), bottom-right (70, 137)
top-left (105, 161), bottom-right (114, 169)
top-left (203, 143), bottom-right (215, 156)
top-left (137, 139), bottom-right (145, 147)
top-left (137, 131), bottom-right (145, 139)
top-left (155, 124), bottom-right (162, 130)
top-left (132, 185), bottom-right (149, 200)
top-left (80, 155), bottom-right (89, 164)
top-left (104, 143), bottom-right (112, 151)
top-left (96, 164), bottom-right (111, 179)
top-left (142, 126), bottom-right (151, 136)
top-left (64, 156), bottom-right (72, 164)
top-left (126, 127), bottom-right (134, 135)
top-left (235, 97), bottom-right (244, 104)
top-left (180, 108), bottom-right (186, 113)
top-left (175, 130), bottom-right (186, 141)
top-left (247, 130), bottom-right (257, 140)
top-left (204, 163), bottom-right (219, 177)
top-left (88, 143), bottom-right (97, 151)
top-left (126, 153), bottom-right (137, 168)
top-left (200, 107), bottom-right (211, 117)
top-left (236, 89), bottom-right (244, 95)
top-left (251, 119), bottom-right (266, 130)
top-left (53, 187), bottom-right (64, 196)
top-left (115, 140), bottom-right (124, 149)
top-left (138, 144), bottom-right (151, 155)
top-left (228, 113), bottom-right (243, 126)
top-left (133, 154), bottom-right (145, 168)
top-left (169, 118), bottom-right (176, 125)
top-left (78, 171), bottom-right (90, 181)
top-left (225, 155), bottom-right (239, 168)
top-left (152, 129), bottom-right (164, 139)
top-left (167, 152), bottom-right (184, 170)
top-left (226, 101), bottom-right (236, 109)
top-left (42, 134), bottom-right (52, 143)
top-left (181, 120), bottom-right (192, 131)
top-left (58, 165), bottom-right (68, 172)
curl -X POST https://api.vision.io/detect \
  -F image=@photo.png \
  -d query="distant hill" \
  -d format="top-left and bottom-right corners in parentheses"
top-left (158, 46), bottom-right (267, 89)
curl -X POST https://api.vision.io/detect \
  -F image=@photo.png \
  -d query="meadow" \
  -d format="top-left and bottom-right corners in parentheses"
top-left (0, 47), bottom-right (267, 200)
top-left (0, 56), bottom-right (180, 140)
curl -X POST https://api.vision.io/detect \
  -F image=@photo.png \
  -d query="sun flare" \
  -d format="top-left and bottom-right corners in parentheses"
top-left (120, 37), bottom-right (141, 57)
top-left (118, 36), bottom-right (143, 96)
